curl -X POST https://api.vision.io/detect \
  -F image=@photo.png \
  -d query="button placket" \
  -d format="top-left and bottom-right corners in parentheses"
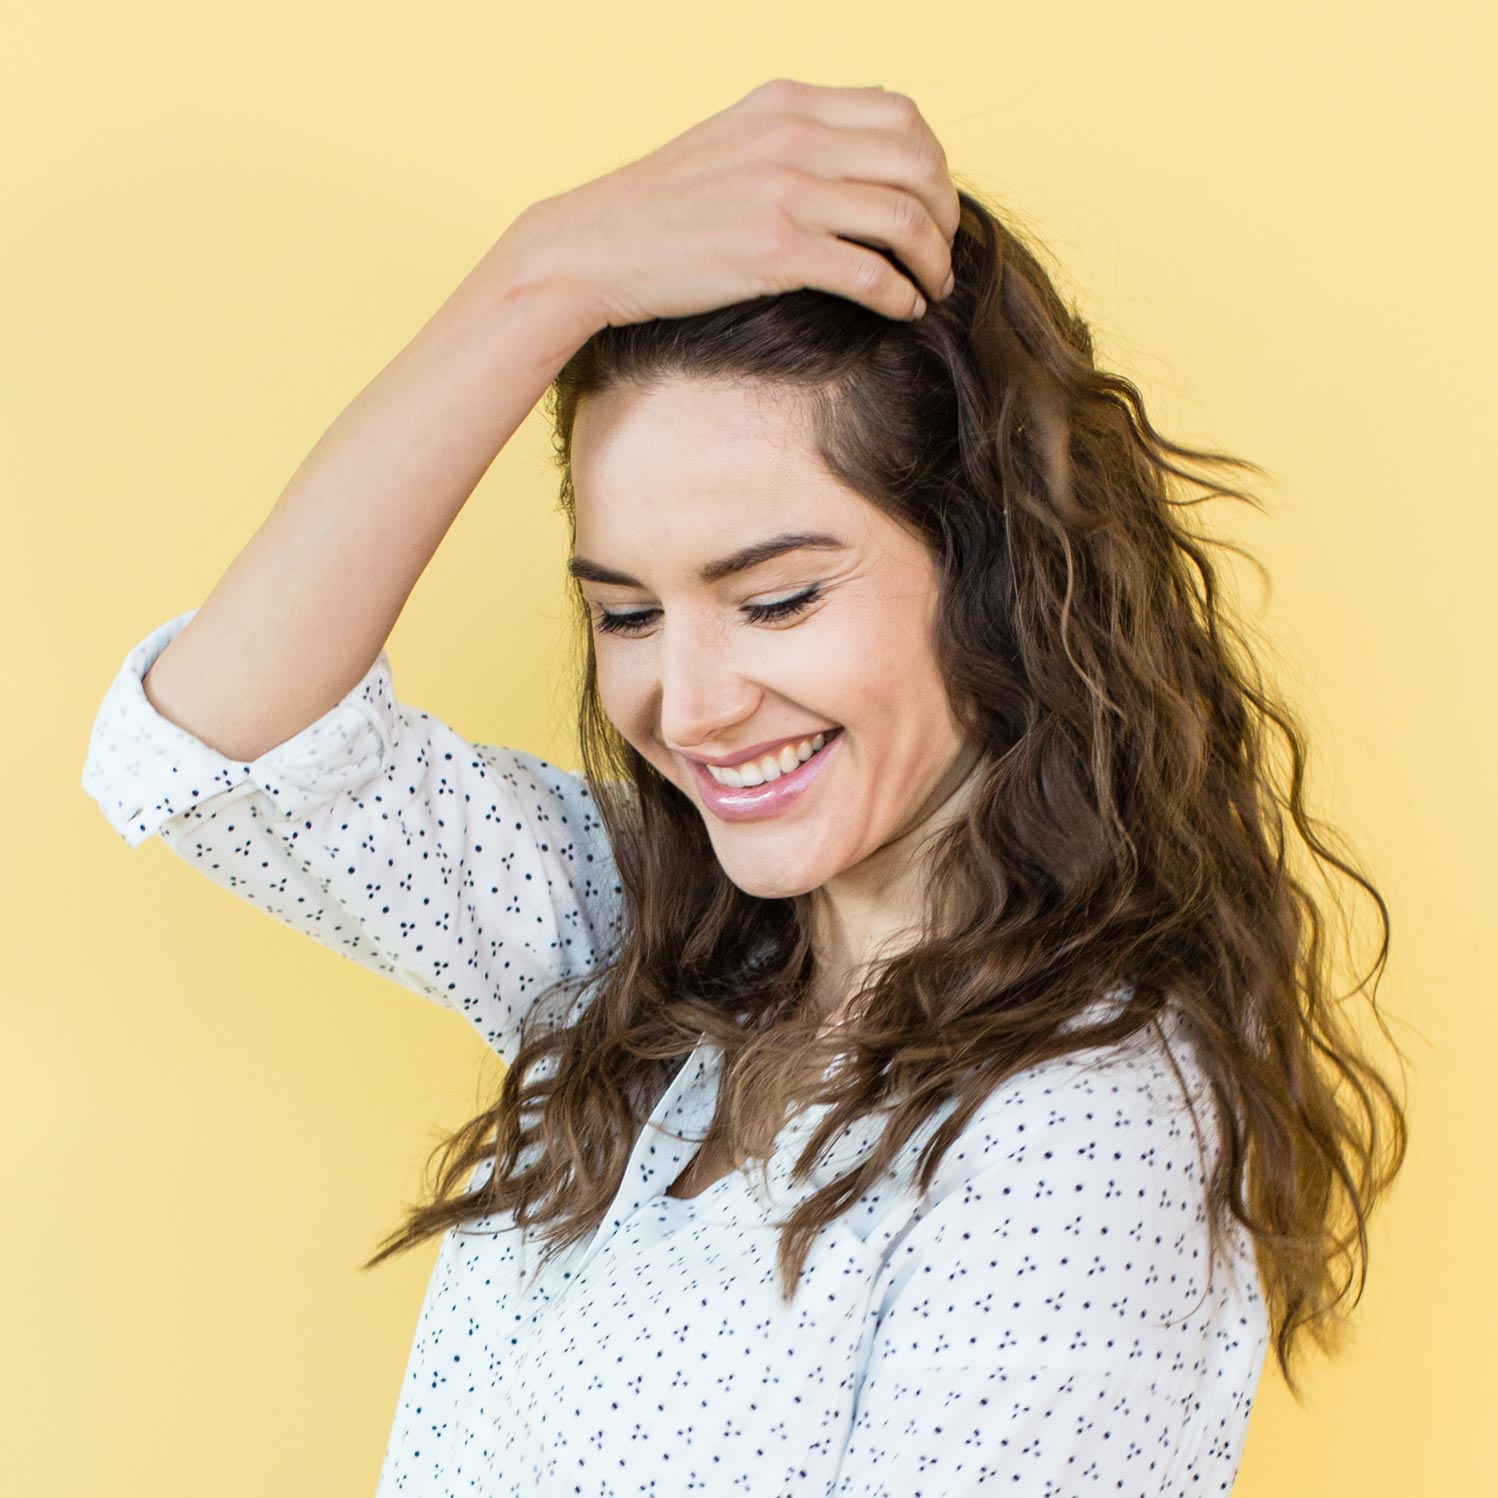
top-left (567, 1038), bottom-right (717, 1280)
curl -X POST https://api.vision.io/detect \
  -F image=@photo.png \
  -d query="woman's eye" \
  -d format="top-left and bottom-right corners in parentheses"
top-left (593, 586), bottom-right (823, 636)
top-left (745, 586), bottom-right (824, 624)
top-left (592, 607), bottom-right (658, 635)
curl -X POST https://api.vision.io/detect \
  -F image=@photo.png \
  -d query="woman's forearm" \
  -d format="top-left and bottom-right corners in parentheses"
top-left (142, 204), bottom-right (599, 764)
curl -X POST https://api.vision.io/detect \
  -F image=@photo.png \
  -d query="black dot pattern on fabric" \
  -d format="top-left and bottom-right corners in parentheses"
top-left (81, 608), bottom-right (626, 1064)
top-left (82, 609), bottom-right (1271, 1495)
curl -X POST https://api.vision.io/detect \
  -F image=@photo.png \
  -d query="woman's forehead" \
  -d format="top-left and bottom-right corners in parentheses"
top-left (571, 379), bottom-right (824, 510)
top-left (573, 422), bottom-right (874, 574)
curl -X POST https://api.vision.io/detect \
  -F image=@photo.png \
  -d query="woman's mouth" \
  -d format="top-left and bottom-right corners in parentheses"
top-left (687, 727), bottom-right (845, 823)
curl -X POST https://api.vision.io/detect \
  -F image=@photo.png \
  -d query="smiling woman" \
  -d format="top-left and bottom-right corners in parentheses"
top-left (565, 375), bottom-right (984, 911)
top-left (82, 77), bottom-right (1408, 1498)
top-left (349, 179), bottom-right (1404, 1490)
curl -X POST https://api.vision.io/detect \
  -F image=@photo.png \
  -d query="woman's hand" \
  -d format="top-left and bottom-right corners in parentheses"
top-left (508, 78), bottom-right (962, 332)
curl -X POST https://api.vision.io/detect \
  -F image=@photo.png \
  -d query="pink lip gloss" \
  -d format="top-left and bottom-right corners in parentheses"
top-left (687, 729), bottom-right (844, 824)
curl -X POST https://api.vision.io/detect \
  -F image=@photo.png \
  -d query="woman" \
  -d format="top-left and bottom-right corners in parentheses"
top-left (82, 78), bottom-right (1407, 1494)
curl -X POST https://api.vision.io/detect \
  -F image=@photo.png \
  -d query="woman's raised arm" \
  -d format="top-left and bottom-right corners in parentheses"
top-left (138, 209), bottom-right (598, 762)
top-left (83, 78), bottom-right (962, 1057)
top-left (140, 75), bottom-right (957, 763)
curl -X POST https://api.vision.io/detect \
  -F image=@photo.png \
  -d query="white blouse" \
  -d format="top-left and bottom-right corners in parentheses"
top-left (82, 608), bottom-right (1271, 1496)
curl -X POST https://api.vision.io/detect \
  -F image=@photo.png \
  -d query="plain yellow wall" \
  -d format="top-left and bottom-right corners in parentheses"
top-left (7, 1), bottom-right (1492, 1492)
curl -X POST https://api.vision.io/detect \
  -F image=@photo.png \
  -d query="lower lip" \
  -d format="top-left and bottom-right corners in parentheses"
top-left (688, 730), bottom-right (844, 823)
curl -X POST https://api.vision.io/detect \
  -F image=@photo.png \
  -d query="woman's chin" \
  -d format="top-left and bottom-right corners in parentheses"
top-left (716, 851), bottom-right (835, 902)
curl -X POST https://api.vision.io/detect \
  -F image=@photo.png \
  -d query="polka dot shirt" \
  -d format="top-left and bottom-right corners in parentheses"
top-left (82, 608), bottom-right (1271, 1496)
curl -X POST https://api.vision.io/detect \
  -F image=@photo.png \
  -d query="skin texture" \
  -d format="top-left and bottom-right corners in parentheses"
top-left (570, 375), bottom-right (985, 1021)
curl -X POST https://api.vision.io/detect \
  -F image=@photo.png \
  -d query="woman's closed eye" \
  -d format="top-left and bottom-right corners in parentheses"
top-left (592, 585), bottom-right (824, 636)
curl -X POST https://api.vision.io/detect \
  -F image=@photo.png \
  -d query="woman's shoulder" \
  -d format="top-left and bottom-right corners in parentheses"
top-left (925, 992), bottom-right (1223, 1205)
top-left (858, 993), bottom-right (1269, 1403)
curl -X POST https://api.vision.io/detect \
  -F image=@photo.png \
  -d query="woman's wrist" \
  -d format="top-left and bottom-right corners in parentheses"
top-left (474, 197), bottom-right (610, 356)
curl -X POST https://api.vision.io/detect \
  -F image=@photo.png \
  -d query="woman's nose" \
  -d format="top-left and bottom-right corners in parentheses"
top-left (655, 623), bottom-right (760, 753)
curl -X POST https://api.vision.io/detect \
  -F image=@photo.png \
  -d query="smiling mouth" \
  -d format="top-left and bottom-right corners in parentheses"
top-left (699, 726), bottom-right (844, 789)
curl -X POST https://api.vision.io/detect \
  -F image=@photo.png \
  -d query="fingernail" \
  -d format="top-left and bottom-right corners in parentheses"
top-left (942, 271), bottom-right (955, 297)
top-left (912, 293), bottom-right (927, 318)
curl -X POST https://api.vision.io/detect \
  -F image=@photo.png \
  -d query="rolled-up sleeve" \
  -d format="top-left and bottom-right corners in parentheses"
top-left (80, 608), bottom-right (625, 1060)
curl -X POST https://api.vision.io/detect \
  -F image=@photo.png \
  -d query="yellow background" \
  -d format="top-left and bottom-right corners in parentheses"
top-left (7, 1), bottom-right (1492, 1492)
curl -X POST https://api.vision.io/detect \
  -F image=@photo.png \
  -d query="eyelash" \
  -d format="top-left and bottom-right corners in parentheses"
top-left (593, 586), bottom-right (824, 636)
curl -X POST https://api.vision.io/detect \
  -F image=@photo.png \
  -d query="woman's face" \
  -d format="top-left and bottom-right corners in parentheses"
top-left (569, 376), bottom-right (981, 904)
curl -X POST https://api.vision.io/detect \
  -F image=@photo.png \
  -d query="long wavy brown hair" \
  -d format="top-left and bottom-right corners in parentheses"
top-left (363, 184), bottom-right (1409, 1401)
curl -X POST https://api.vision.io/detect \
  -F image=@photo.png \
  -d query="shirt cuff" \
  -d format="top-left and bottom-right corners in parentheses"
top-left (81, 606), bottom-right (396, 848)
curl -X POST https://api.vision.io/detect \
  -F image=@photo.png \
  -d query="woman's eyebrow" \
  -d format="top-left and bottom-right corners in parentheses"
top-left (568, 531), bottom-right (848, 588)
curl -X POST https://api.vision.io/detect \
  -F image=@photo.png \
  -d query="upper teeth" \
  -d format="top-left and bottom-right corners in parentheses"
top-left (706, 732), bottom-right (829, 787)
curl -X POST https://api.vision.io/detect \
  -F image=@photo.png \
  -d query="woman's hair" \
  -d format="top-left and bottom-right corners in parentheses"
top-left (363, 183), bottom-right (1408, 1401)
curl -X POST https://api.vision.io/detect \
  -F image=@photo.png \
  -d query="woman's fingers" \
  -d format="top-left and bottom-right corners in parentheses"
top-left (744, 80), bottom-right (962, 245)
top-left (777, 173), bottom-right (955, 308)
top-left (548, 77), bottom-right (963, 329)
top-left (797, 232), bottom-right (934, 321)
